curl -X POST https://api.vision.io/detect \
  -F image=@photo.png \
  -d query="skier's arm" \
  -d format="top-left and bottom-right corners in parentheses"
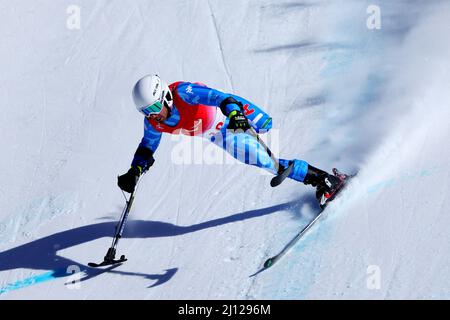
top-left (118, 120), bottom-right (161, 193)
top-left (177, 82), bottom-right (273, 132)
top-left (131, 119), bottom-right (162, 172)
top-left (176, 82), bottom-right (242, 116)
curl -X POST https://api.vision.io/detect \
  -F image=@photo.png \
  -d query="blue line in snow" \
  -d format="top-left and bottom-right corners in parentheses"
top-left (0, 268), bottom-right (67, 296)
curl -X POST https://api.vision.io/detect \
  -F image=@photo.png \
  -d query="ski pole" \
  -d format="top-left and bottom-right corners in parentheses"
top-left (245, 121), bottom-right (294, 187)
top-left (110, 175), bottom-right (144, 258)
top-left (88, 175), bottom-right (143, 267)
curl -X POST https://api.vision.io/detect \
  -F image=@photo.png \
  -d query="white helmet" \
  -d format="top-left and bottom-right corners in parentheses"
top-left (132, 74), bottom-right (173, 116)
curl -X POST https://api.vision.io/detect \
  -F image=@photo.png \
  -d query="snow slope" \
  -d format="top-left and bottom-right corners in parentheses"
top-left (0, 0), bottom-right (448, 299)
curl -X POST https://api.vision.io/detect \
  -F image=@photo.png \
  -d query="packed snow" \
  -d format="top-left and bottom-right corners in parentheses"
top-left (0, 0), bottom-right (448, 299)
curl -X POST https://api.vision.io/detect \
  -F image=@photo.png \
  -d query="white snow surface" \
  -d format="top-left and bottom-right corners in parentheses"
top-left (0, 0), bottom-right (449, 299)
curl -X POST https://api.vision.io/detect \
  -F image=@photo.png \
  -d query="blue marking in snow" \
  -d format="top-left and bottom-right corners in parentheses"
top-left (0, 268), bottom-right (67, 296)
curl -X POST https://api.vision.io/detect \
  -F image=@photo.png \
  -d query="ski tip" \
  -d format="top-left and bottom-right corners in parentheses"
top-left (264, 258), bottom-right (274, 269)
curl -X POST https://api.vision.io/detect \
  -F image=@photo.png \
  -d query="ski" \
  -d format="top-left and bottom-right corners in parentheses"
top-left (264, 207), bottom-right (325, 268)
top-left (263, 169), bottom-right (357, 269)
top-left (88, 261), bottom-right (124, 267)
top-left (88, 257), bottom-right (127, 268)
top-left (88, 248), bottom-right (127, 267)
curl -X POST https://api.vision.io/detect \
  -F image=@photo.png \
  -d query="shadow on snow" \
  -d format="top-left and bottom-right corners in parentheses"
top-left (0, 195), bottom-right (316, 291)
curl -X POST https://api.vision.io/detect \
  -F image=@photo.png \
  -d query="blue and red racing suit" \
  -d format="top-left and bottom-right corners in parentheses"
top-left (131, 81), bottom-right (309, 182)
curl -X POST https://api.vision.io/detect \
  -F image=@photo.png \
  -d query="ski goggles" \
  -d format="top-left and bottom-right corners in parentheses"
top-left (142, 101), bottom-right (164, 116)
top-left (142, 90), bottom-right (173, 117)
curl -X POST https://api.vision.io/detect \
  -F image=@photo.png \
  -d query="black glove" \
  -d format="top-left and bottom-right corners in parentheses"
top-left (117, 167), bottom-right (141, 193)
top-left (227, 110), bottom-right (251, 131)
top-left (219, 96), bottom-right (250, 131)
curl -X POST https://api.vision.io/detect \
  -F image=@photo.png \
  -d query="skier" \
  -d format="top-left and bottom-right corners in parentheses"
top-left (117, 75), bottom-right (346, 207)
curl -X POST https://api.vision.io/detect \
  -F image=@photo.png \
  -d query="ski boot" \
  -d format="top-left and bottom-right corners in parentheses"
top-left (303, 166), bottom-right (349, 209)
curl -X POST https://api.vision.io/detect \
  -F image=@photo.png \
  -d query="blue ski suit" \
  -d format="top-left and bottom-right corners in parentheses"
top-left (131, 82), bottom-right (309, 182)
